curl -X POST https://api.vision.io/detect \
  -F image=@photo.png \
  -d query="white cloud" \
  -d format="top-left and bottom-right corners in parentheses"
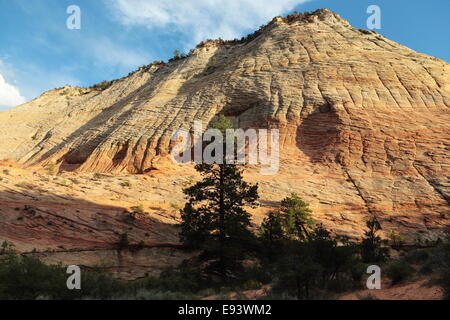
top-left (110, 0), bottom-right (311, 47)
top-left (0, 59), bottom-right (80, 107)
top-left (0, 73), bottom-right (26, 109)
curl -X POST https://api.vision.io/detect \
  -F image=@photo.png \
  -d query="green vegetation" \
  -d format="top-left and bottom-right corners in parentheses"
top-left (173, 49), bottom-right (180, 60)
top-left (133, 204), bottom-right (145, 214)
top-left (259, 211), bottom-right (284, 264)
top-left (126, 204), bottom-right (145, 221)
top-left (266, 219), bottom-right (361, 299)
top-left (360, 217), bottom-right (389, 263)
top-left (69, 178), bottom-right (80, 185)
top-left (168, 49), bottom-right (189, 62)
top-left (0, 241), bottom-right (15, 255)
top-left (209, 114), bottom-right (233, 133)
top-left (0, 252), bottom-right (200, 300)
top-left (15, 182), bottom-right (31, 189)
top-left (93, 173), bottom-right (105, 179)
top-left (1, 208), bottom-right (449, 300)
top-left (120, 180), bottom-right (131, 187)
top-left (195, 11), bottom-right (325, 50)
top-left (176, 116), bottom-right (447, 298)
top-left (418, 232), bottom-right (450, 299)
top-left (385, 260), bottom-right (414, 284)
top-left (90, 80), bottom-right (113, 91)
top-left (177, 115), bottom-right (367, 298)
top-left (389, 231), bottom-right (405, 248)
top-left (279, 193), bottom-right (314, 241)
top-left (45, 163), bottom-right (57, 175)
top-left (180, 115), bottom-right (258, 282)
top-left (0, 111), bottom-right (448, 299)
top-left (440, 235), bottom-right (450, 299)
top-left (124, 205), bottom-right (144, 221)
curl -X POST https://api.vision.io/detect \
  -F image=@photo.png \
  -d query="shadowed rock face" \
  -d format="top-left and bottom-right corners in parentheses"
top-left (0, 9), bottom-right (449, 251)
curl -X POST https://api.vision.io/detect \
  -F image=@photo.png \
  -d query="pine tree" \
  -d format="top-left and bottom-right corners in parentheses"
top-left (259, 211), bottom-right (284, 263)
top-left (173, 49), bottom-right (181, 60)
top-left (360, 217), bottom-right (389, 263)
top-left (280, 193), bottom-right (314, 241)
top-left (179, 115), bottom-right (259, 281)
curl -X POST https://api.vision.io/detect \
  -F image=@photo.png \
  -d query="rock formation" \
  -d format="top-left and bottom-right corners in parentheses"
top-left (0, 9), bottom-right (448, 275)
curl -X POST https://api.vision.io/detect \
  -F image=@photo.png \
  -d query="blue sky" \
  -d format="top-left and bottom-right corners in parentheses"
top-left (0, 0), bottom-right (449, 110)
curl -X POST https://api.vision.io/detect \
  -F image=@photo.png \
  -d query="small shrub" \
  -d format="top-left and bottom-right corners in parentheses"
top-left (93, 173), bottom-right (104, 179)
top-left (385, 261), bottom-right (414, 284)
top-left (389, 231), bottom-right (405, 247)
top-left (15, 182), bottom-right (30, 188)
top-left (120, 180), bottom-right (131, 187)
top-left (90, 80), bottom-right (113, 91)
top-left (349, 262), bottom-right (368, 282)
top-left (405, 249), bottom-right (429, 264)
top-left (433, 232), bottom-right (450, 299)
top-left (69, 178), bottom-right (80, 185)
top-left (45, 163), bottom-right (56, 175)
top-left (132, 204), bottom-right (145, 214)
top-left (0, 240), bottom-right (15, 254)
top-left (125, 205), bottom-right (145, 221)
top-left (138, 267), bottom-right (202, 294)
top-left (241, 280), bottom-right (263, 290)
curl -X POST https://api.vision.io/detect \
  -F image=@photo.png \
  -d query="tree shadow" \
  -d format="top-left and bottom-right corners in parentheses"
top-left (0, 187), bottom-right (179, 252)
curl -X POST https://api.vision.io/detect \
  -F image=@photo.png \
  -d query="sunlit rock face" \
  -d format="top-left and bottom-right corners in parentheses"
top-left (0, 9), bottom-right (448, 267)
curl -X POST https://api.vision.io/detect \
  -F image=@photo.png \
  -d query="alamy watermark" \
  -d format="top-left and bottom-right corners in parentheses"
top-left (66, 5), bottom-right (81, 30)
top-left (66, 265), bottom-right (81, 290)
top-left (367, 5), bottom-right (381, 30)
top-left (366, 265), bottom-right (381, 289)
top-left (170, 121), bottom-right (279, 175)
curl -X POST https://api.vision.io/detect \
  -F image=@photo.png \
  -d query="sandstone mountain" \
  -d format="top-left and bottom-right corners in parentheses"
top-left (0, 9), bottom-right (448, 277)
